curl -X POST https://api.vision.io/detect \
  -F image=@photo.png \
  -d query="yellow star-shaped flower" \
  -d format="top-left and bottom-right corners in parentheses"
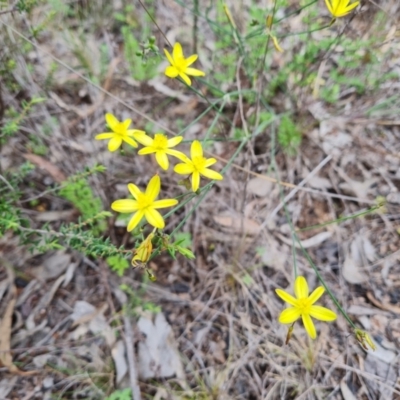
top-left (164, 42), bottom-right (205, 86)
top-left (174, 140), bottom-right (223, 192)
top-left (111, 175), bottom-right (178, 232)
top-left (324, 0), bottom-right (359, 18)
top-left (275, 276), bottom-right (337, 339)
top-left (136, 133), bottom-right (186, 170)
top-left (95, 113), bottom-right (145, 152)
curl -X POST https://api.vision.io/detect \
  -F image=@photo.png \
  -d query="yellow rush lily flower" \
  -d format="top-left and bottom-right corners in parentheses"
top-left (95, 113), bottom-right (145, 152)
top-left (111, 175), bottom-right (178, 231)
top-left (324, 0), bottom-right (359, 18)
top-left (275, 276), bottom-right (337, 339)
top-left (135, 133), bottom-right (186, 170)
top-left (164, 42), bottom-right (205, 86)
top-left (174, 140), bottom-right (223, 192)
top-left (132, 231), bottom-right (155, 267)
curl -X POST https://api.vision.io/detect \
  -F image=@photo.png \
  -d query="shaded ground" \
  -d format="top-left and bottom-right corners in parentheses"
top-left (1, 1), bottom-right (400, 399)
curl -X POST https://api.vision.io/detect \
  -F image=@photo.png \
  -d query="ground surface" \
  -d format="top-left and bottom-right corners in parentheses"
top-left (1, 0), bottom-right (400, 399)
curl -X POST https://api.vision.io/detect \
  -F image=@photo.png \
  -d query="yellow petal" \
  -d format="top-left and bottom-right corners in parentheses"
top-left (294, 276), bottom-right (309, 299)
top-left (271, 35), bottom-right (283, 53)
top-left (324, 0), bottom-right (334, 15)
top-left (135, 134), bottom-right (154, 147)
top-left (95, 133), bottom-right (114, 140)
top-left (191, 140), bottom-right (203, 159)
top-left (144, 208), bottom-right (165, 229)
top-left (172, 42), bottom-right (183, 60)
top-left (111, 199), bottom-right (139, 213)
top-left (128, 129), bottom-right (146, 137)
top-left (138, 147), bottom-right (156, 155)
top-left (309, 306), bottom-right (337, 321)
top-left (122, 119), bottom-right (132, 130)
top-left (108, 137), bottom-right (122, 152)
top-left (127, 183), bottom-right (142, 200)
top-left (165, 66), bottom-right (179, 78)
top-left (127, 211), bottom-right (144, 232)
top-left (185, 54), bottom-right (198, 67)
top-left (167, 136), bottom-right (183, 148)
top-left (179, 72), bottom-right (192, 86)
top-left (165, 149), bottom-right (187, 162)
top-left (275, 289), bottom-right (298, 306)
top-left (152, 199), bottom-right (178, 209)
top-left (192, 171), bottom-right (200, 192)
top-left (205, 158), bottom-right (217, 167)
top-left (174, 163), bottom-right (194, 175)
top-left (123, 136), bottom-right (138, 148)
top-left (105, 113), bottom-right (119, 130)
top-left (145, 175), bottom-right (160, 202)
top-left (308, 286), bottom-right (325, 305)
top-left (156, 151), bottom-right (169, 170)
top-left (164, 48), bottom-right (174, 66)
top-left (302, 314), bottom-right (316, 339)
top-left (279, 307), bottom-right (301, 324)
top-left (185, 67), bottom-right (205, 77)
top-left (201, 168), bottom-right (223, 181)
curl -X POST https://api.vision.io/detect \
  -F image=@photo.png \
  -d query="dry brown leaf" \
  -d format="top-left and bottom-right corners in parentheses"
top-left (276, 231), bottom-right (332, 249)
top-left (24, 154), bottom-right (66, 183)
top-left (213, 214), bottom-right (261, 235)
top-left (340, 381), bottom-right (358, 400)
top-left (0, 285), bottom-right (36, 375)
top-left (342, 253), bottom-right (366, 284)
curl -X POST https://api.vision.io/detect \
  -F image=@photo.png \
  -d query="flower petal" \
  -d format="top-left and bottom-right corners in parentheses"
top-left (145, 175), bottom-right (160, 202)
top-left (191, 140), bottom-right (203, 159)
top-left (108, 137), bottom-right (122, 152)
top-left (153, 198), bottom-right (178, 209)
top-left (174, 163), bottom-right (194, 175)
top-left (179, 72), bottom-right (192, 86)
top-left (95, 133), bottom-right (114, 140)
top-left (167, 136), bottom-right (183, 148)
top-left (165, 149), bottom-right (187, 161)
top-left (165, 66), bottom-right (179, 78)
top-left (302, 314), bottom-right (316, 339)
top-left (156, 151), bottom-right (169, 170)
top-left (275, 289), bottom-right (298, 306)
top-left (127, 183), bottom-right (142, 200)
top-left (128, 129), bottom-right (146, 138)
top-left (144, 208), bottom-right (165, 229)
top-left (105, 113), bottom-right (119, 130)
top-left (308, 286), bottom-right (325, 305)
top-left (111, 199), bottom-right (139, 213)
top-left (184, 54), bottom-right (198, 67)
top-left (172, 42), bottom-right (183, 60)
top-left (163, 48), bottom-right (174, 66)
top-left (309, 305), bottom-right (337, 321)
top-left (138, 147), bottom-right (156, 155)
top-left (192, 171), bottom-right (200, 192)
top-left (123, 136), bottom-right (138, 148)
top-left (134, 134), bottom-right (154, 147)
top-left (185, 67), bottom-right (205, 77)
top-left (278, 307), bottom-right (301, 324)
top-left (127, 210), bottom-right (144, 232)
top-left (294, 276), bottom-right (309, 299)
top-left (324, 0), bottom-right (334, 15)
top-left (205, 158), bottom-right (217, 167)
top-left (201, 168), bottom-right (223, 181)
top-left (122, 119), bottom-right (132, 130)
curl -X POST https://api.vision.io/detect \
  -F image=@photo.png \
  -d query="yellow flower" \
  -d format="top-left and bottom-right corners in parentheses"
top-left (95, 113), bottom-right (145, 152)
top-left (164, 42), bottom-right (205, 86)
top-left (174, 140), bottom-right (223, 192)
top-left (111, 175), bottom-right (178, 231)
top-left (324, 0), bottom-right (359, 18)
top-left (354, 329), bottom-right (376, 351)
top-left (132, 231), bottom-right (155, 266)
top-left (135, 133), bottom-right (186, 170)
top-left (275, 276), bottom-right (337, 339)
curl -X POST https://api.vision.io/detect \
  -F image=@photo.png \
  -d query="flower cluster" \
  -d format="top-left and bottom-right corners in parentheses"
top-left (96, 113), bottom-right (223, 233)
